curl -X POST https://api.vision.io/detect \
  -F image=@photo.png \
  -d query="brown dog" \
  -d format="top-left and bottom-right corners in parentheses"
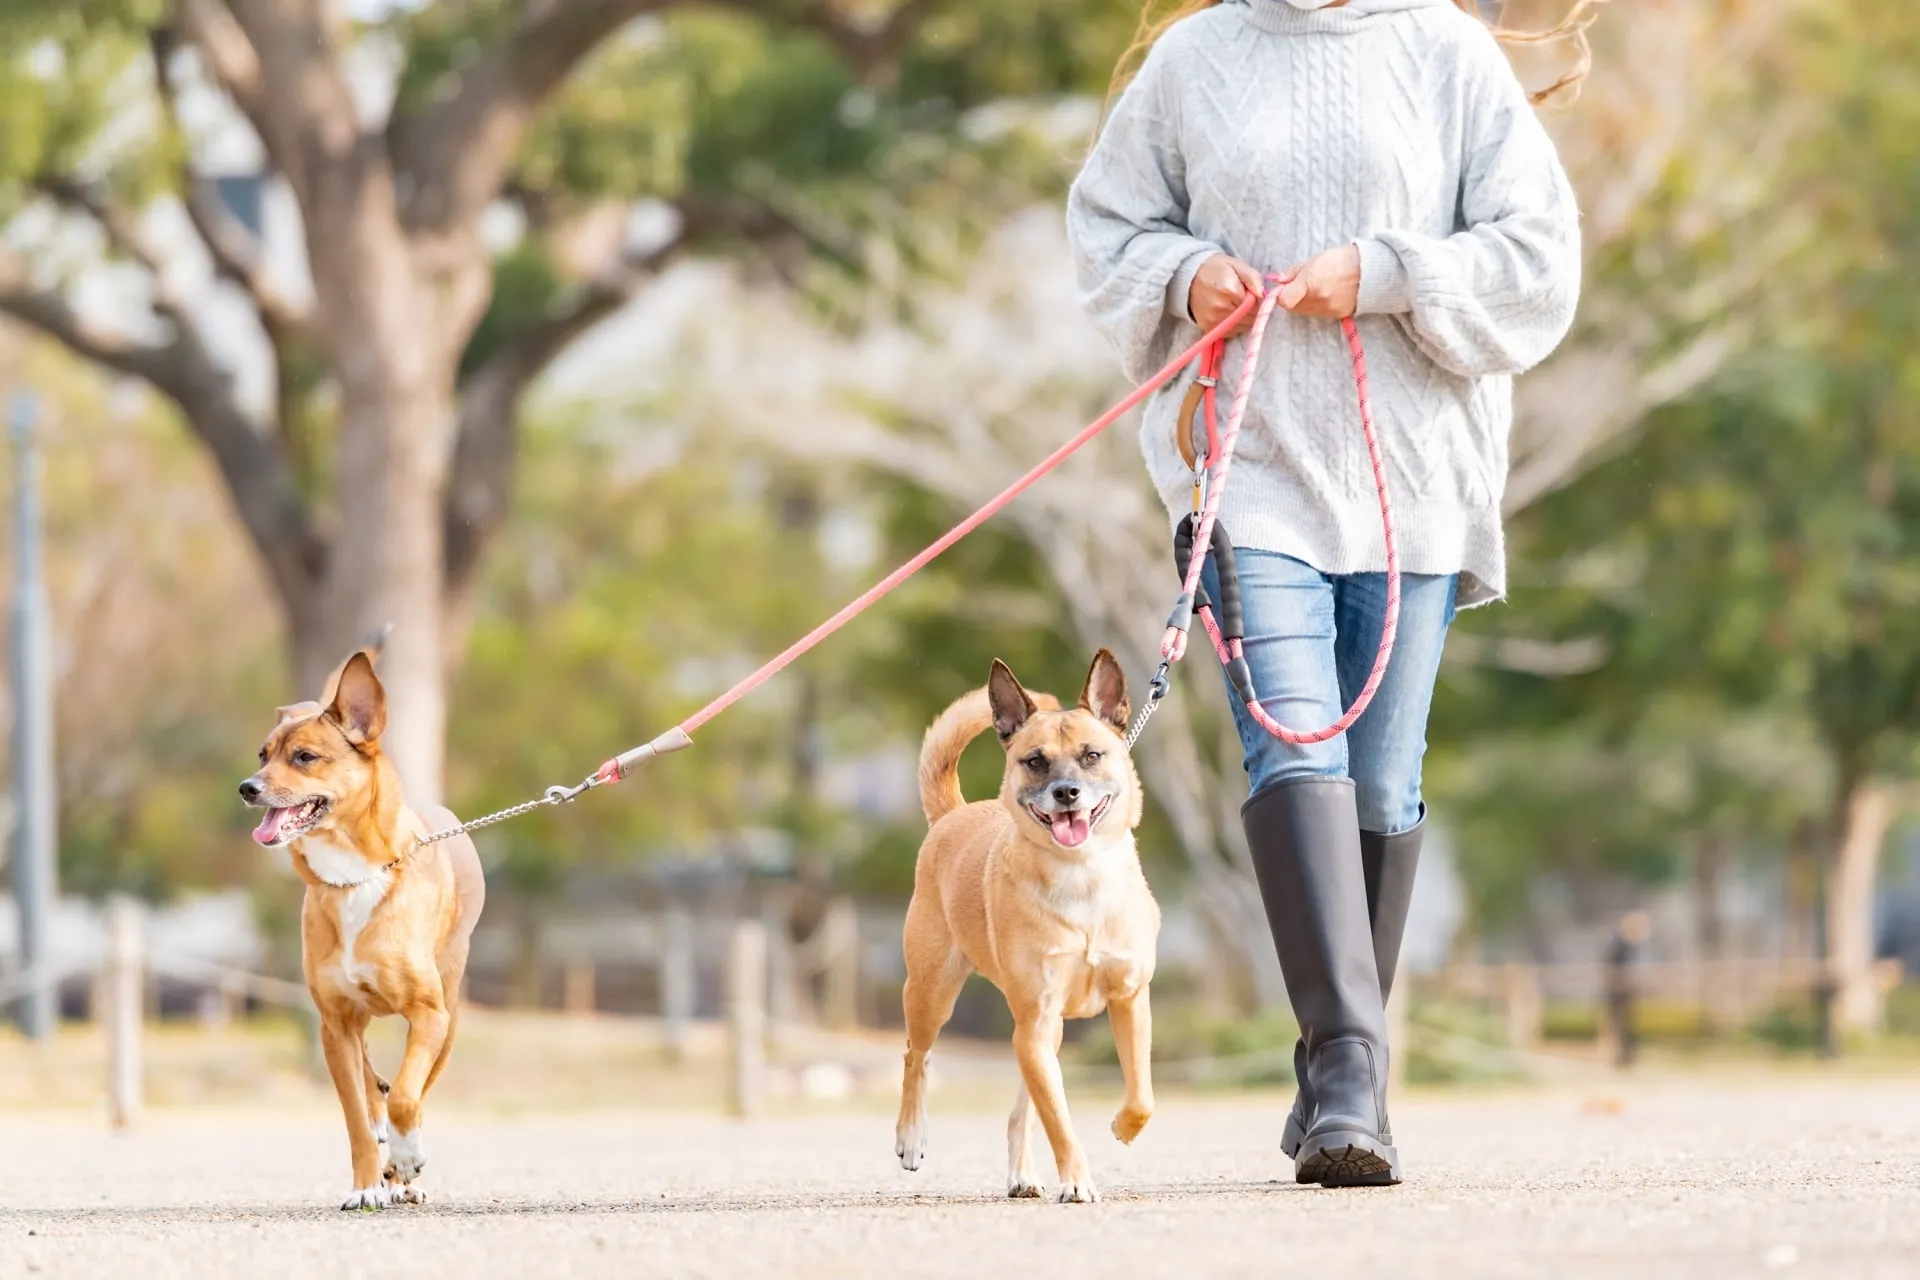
top-left (895, 651), bottom-right (1160, 1203)
top-left (239, 641), bottom-right (485, 1209)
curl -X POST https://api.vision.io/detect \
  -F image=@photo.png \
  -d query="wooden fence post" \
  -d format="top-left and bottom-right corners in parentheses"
top-left (562, 956), bottom-right (596, 1017)
top-left (1504, 962), bottom-right (1543, 1054)
top-left (105, 897), bottom-right (143, 1129)
top-left (661, 903), bottom-right (695, 1062)
top-left (819, 897), bottom-right (860, 1031)
top-left (728, 919), bottom-right (767, 1119)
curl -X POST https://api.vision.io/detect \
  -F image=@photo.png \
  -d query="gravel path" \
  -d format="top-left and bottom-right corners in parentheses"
top-left (2, 1078), bottom-right (1915, 1279)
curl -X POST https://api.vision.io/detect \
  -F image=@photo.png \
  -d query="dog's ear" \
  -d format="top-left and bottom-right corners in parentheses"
top-left (1078, 649), bottom-right (1130, 735)
top-left (326, 651), bottom-right (387, 745)
top-left (316, 626), bottom-right (391, 707)
top-left (987, 660), bottom-right (1038, 743)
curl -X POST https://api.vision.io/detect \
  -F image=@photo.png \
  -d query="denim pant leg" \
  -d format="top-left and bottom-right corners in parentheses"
top-left (1332, 572), bottom-right (1457, 835)
top-left (1201, 550), bottom-right (1346, 795)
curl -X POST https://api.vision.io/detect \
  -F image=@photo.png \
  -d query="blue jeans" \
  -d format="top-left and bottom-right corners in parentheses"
top-left (1201, 550), bottom-right (1456, 834)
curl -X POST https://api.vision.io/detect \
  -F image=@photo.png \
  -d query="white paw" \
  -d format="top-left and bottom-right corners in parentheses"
top-left (1007, 1178), bottom-right (1044, 1199)
top-left (388, 1183), bottom-right (427, 1205)
top-left (895, 1124), bottom-right (926, 1172)
top-left (340, 1185), bottom-right (391, 1211)
top-left (385, 1129), bottom-right (425, 1185)
top-left (371, 1118), bottom-right (390, 1145)
top-left (1056, 1179), bottom-right (1100, 1204)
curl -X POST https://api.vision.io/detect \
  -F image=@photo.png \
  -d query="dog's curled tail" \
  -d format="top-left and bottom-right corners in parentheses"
top-left (918, 685), bottom-right (1060, 825)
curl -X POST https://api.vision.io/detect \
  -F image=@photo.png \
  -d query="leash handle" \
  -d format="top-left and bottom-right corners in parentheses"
top-left (1159, 288), bottom-right (1400, 746)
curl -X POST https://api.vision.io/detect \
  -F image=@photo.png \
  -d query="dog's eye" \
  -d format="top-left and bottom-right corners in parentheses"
top-left (1023, 753), bottom-right (1048, 773)
top-left (291, 749), bottom-right (320, 767)
top-left (1081, 749), bottom-right (1103, 766)
top-left (257, 747), bottom-right (268, 765)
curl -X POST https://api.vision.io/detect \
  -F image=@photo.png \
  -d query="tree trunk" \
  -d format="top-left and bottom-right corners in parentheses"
top-left (1828, 779), bottom-right (1894, 1034)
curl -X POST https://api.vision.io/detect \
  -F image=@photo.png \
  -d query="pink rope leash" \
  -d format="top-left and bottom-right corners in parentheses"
top-left (583, 293), bottom-right (1264, 788)
top-left (1161, 281), bottom-right (1399, 745)
top-left (418, 273), bottom-right (1397, 845)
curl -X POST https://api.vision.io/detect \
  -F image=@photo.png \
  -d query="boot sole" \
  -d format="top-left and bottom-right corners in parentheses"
top-left (1296, 1133), bottom-right (1401, 1188)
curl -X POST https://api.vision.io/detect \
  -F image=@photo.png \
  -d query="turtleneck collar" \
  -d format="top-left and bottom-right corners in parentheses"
top-left (1235, 0), bottom-right (1453, 35)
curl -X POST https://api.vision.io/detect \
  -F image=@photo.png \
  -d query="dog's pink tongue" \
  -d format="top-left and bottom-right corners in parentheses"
top-left (252, 807), bottom-right (292, 846)
top-left (1051, 812), bottom-right (1091, 848)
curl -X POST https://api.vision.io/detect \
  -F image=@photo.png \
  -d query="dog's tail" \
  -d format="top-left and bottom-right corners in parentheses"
top-left (917, 685), bottom-right (1061, 825)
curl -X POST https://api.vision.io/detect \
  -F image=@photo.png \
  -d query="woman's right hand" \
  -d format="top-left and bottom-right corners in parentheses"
top-left (1187, 254), bottom-right (1265, 334)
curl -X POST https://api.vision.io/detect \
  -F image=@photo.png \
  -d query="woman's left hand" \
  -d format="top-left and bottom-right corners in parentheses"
top-left (1274, 245), bottom-right (1361, 318)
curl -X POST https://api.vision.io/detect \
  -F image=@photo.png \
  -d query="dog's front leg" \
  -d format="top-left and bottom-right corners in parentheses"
top-left (319, 1011), bottom-right (387, 1210)
top-left (383, 1002), bottom-right (451, 1204)
top-left (1107, 983), bottom-right (1155, 1145)
top-left (1011, 998), bottom-right (1096, 1203)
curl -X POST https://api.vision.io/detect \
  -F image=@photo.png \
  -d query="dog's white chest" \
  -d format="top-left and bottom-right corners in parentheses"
top-left (301, 839), bottom-right (392, 995)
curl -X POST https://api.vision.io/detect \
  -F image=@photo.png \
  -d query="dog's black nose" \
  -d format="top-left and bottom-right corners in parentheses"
top-left (1050, 782), bottom-right (1081, 807)
top-left (238, 777), bottom-right (264, 804)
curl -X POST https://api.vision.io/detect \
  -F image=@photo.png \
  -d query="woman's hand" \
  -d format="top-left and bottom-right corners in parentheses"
top-left (1275, 245), bottom-right (1361, 319)
top-left (1187, 254), bottom-right (1266, 334)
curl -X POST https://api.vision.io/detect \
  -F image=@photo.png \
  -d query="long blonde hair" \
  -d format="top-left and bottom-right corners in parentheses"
top-left (1106, 0), bottom-right (1609, 110)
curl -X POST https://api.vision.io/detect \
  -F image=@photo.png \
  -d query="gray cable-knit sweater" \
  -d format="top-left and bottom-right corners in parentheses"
top-left (1066, 0), bottom-right (1581, 607)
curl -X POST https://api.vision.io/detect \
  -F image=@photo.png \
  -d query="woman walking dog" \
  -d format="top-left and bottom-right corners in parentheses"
top-left (1068, 0), bottom-right (1588, 1186)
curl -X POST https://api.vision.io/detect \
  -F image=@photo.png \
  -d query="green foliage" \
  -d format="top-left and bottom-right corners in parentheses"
top-left (1428, 3), bottom-right (1920, 936)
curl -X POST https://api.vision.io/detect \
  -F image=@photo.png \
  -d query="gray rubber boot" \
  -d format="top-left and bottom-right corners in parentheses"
top-left (1280, 814), bottom-right (1425, 1157)
top-left (1244, 777), bottom-right (1401, 1187)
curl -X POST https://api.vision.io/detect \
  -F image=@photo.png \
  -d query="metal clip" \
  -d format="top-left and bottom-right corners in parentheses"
top-left (544, 775), bottom-right (601, 806)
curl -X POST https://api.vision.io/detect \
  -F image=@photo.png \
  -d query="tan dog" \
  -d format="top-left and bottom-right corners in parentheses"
top-left (896, 651), bottom-right (1160, 1203)
top-left (239, 641), bottom-right (485, 1210)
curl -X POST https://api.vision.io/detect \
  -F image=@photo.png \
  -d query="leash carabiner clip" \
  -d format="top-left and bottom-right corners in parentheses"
top-left (1147, 660), bottom-right (1171, 703)
top-left (544, 775), bottom-right (603, 806)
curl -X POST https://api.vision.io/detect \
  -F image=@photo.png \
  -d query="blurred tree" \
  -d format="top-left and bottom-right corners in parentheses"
top-left (1433, 0), bottom-right (1920, 1033)
top-left (0, 0), bottom-right (1129, 801)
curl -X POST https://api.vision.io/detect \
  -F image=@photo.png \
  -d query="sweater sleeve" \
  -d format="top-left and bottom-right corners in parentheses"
top-left (1066, 44), bottom-right (1223, 386)
top-left (1351, 34), bottom-right (1582, 379)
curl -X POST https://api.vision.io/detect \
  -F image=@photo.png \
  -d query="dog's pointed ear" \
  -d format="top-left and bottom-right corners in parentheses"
top-left (1078, 649), bottom-right (1130, 735)
top-left (317, 625), bottom-right (391, 707)
top-left (988, 660), bottom-right (1038, 744)
top-left (326, 651), bottom-right (387, 745)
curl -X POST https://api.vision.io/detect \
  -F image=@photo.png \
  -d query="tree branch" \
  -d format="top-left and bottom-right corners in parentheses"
top-left (717, 0), bottom-right (942, 78)
top-left (0, 251), bottom-right (323, 609)
top-left (223, 0), bottom-right (363, 204)
top-left (442, 230), bottom-right (689, 598)
top-left (391, 0), bottom-right (673, 232)
top-left (394, 0), bottom-right (945, 234)
top-left (173, 0), bottom-right (286, 173)
top-left (151, 27), bottom-right (313, 340)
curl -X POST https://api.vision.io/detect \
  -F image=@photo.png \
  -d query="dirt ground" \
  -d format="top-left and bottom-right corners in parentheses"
top-left (1, 1074), bottom-right (1916, 1279)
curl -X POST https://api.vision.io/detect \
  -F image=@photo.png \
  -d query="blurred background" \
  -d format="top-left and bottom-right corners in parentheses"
top-left (1, 0), bottom-right (1917, 1112)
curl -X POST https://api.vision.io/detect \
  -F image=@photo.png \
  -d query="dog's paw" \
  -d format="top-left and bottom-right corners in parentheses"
top-left (340, 1185), bottom-right (391, 1212)
top-left (1056, 1179), bottom-right (1100, 1205)
top-left (388, 1183), bottom-right (427, 1206)
top-left (1110, 1103), bottom-right (1152, 1146)
top-left (1007, 1178), bottom-right (1044, 1199)
top-left (384, 1129), bottom-right (426, 1186)
top-left (370, 1117), bottom-right (390, 1146)
top-left (895, 1125), bottom-right (926, 1173)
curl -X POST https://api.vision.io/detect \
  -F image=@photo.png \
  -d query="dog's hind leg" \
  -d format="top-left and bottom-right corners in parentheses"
top-left (896, 900), bottom-right (970, 1174)
top-left (361, 1043), bottom-right (391, 1145)
top-left (1006, 1083), bottom-right (1042, 1197)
